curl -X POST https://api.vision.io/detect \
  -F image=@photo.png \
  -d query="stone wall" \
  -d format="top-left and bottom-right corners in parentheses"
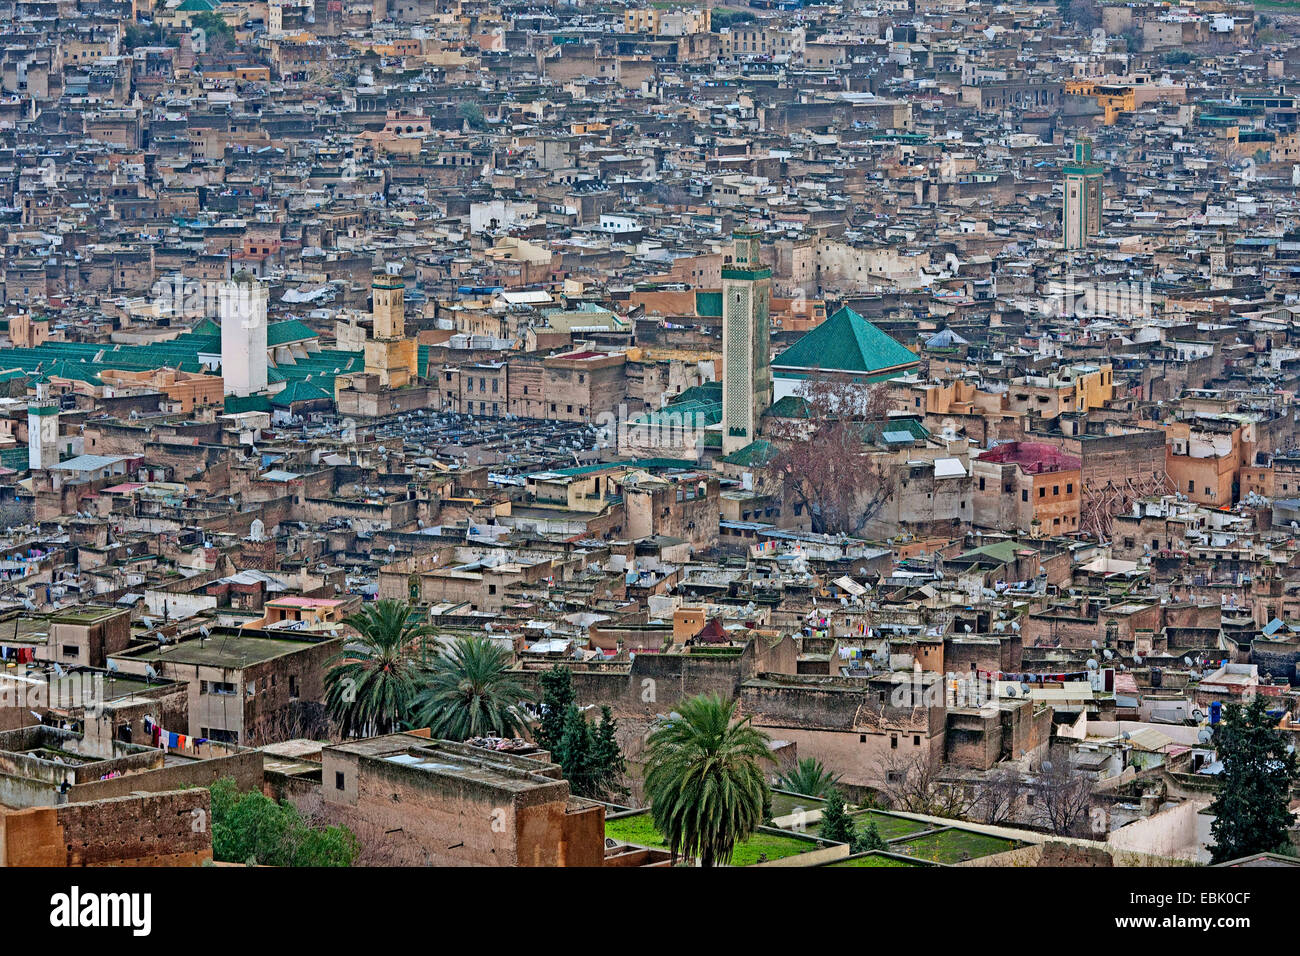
top-left (0, 788), bottom-right (212, 866)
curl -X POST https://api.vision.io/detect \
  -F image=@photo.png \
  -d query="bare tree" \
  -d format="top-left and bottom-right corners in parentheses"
top-left (971, 768), bottom-right (1027, 826)
top-left (875, 752), bottom-right (976, 819)
top-left (1029, 758), bottom-right (1095, 836)
top-left (765, 377), bottom-right (895, 536)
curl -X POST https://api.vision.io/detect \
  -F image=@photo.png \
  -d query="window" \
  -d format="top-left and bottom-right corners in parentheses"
top-left (979, 477), bottom-right (986, 490)
top-left (859, 734), bottom-right (867, 743)
top-left (1052, 486), bottom-right (1059, 496)
top-left (335, 772), bottom-right (345, 790)
top-left (289, 675), bottom-right (299, 699)
top-left (1066, 483), bottom-right (1073, 494)
top-left (1039, 487), bottom-right (1045, 498)
top-left (62, 644), bottom-right (79, 658)
top-left (913, 735), bottom-right (921, 746)
top-left (890, 736), bottom-right (898, 749)
top-left (1021, 490), bottom-right (1028, 502)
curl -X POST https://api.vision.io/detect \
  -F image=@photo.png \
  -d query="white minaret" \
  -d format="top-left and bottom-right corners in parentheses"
top-left (220, 275), bottom-right (269, 397)
top-left (28, 390), bottom-right (59, 471)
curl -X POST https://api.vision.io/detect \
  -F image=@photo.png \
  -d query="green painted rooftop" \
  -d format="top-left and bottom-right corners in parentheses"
top-left (773, 307), bottom-right (919, 375)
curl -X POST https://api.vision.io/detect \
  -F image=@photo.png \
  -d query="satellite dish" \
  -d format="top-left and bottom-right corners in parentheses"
top-left (1041, 760), bottom-right (1053, 772)
top-left (145, 664), bottom-right (158, 681)
top-left (1087, 658), bottom-right (1098, 670)
top-left (1183, 656), bottom-right (1192, 666)
top-left (1103, 648), bottom-right (1114, 659)
top-left (1197, 728), bottom-right (1213, 744)
top-left (1006, 686), bottom-right (1017, 697)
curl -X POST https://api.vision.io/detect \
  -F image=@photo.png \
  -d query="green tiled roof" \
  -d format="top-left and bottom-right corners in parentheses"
top-left (265, 319), bottom-right (319, 348)
top-left (0, 447), bottom-right (30, 472)
top-left (763, 395), bottom-right (812, 419)
top-left (37, 359), bottom-right (102, 386)
top-left (695, 291), bottom-right (723, 317)
top-left (773, 307), bottom-right (919, 375)
top-left (856, 417), bottom-right (929, 445)
top-left (271, 380), bottom-right (331, 406)
top-left (719, 439), bottom-right (778, 466)
top-left (224, 395), bottom-right (273, 414)
top-left (671, 382), bottom-right (721, 405)
top-left (956, 540), bottom-right (1032, 565)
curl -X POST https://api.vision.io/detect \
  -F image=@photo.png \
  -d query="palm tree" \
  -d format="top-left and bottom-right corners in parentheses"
top-left (643, 694), bottom-right (773, 867)
top-left (408, 636), bottom-right (534, 741)
top-left (324, 599), bottom-right (428, 738)
top-left (775, 757), bottom-right (841, 798)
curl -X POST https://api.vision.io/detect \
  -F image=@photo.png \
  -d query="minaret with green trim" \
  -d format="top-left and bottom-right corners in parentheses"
top-left (1063, 139), bottom-right (1103, 251)
top-left (721, 228), bottom-right (772, 456)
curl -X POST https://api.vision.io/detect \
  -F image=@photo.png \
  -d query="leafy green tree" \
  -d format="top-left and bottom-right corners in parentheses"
top-left (590, 706), bottom-right (629, 802)
top-left (553, 703), bottom-right (596, 794)
top-left (535, 665), bottom-right (575, 753)
top-left (325, 599), bottom-right (427, 737)
top-left (124, 23), bottom-right (170, 50)
top-left (819, 787), bottom-right (854, 844)
top-left (408, 635), bottom-right (534, 740)
top-left (643, 693), bottom-right (773, 867)
top-left (852, 818), bottom-right (887, 854)
top-left (457, 101), bottom-right (487, 130)
top-left (209, 778), bottom-right (360, 866)
top-left (1209, 695), bottom-right (1300, 864)
top-left (776, 757), bottom-right (841, 797)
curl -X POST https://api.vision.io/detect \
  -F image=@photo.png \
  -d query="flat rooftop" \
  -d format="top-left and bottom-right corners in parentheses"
top-left (328, 734), bottom-right (564, 794)
top-left (112, 633), bottom-right (331, 668)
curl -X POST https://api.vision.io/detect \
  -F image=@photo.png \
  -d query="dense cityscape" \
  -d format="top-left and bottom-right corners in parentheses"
top-left (0, 0), bottom-right (1297, 901)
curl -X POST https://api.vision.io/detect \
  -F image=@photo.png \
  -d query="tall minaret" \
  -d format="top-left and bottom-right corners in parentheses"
top-left (1063, 139), bottom-right (1103, 251)
top-left (364, 272), bottom-right (418, 388)
top-left (219, 274), bottom-right (269, 397)
top-left (28, 385), bottom-right (59, 471)
top-left (721, 228), bottom-right (772, 455)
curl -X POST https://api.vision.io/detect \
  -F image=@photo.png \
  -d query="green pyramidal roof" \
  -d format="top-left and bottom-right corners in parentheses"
top-left (773, 306), bottom-right (919, 375)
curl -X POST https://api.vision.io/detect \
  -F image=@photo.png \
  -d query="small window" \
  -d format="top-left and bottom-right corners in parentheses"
top-left (335, 772), bottom-right (345, 790)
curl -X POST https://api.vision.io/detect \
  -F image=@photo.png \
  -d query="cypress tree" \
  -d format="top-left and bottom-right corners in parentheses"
top-left (819, 787), bottom-right (854, 844)
top-left (1209, 695), bottom-right (1299, 863)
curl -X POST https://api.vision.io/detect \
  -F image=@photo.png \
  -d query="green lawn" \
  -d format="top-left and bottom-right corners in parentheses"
top-left (605, 814), bottom-right (825, 865)
top-left (605, 814), bottom-right (670, 851)
top-left (728, 831), bottom-right (825, 866)
top-left (770, 790), bottom-right (825, 819)
top-left (890, 828), bottom-right (1021, 864)
top-left (809, 809), bottom-right (929, 840)
top-left (851, 811), bottom-right (932, 840)
top-left (828, 853), bottom-right (925, 867)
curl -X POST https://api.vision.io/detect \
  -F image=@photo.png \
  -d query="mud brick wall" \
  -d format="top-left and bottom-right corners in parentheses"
top-left (0, 788), bottom-right (212, 866)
